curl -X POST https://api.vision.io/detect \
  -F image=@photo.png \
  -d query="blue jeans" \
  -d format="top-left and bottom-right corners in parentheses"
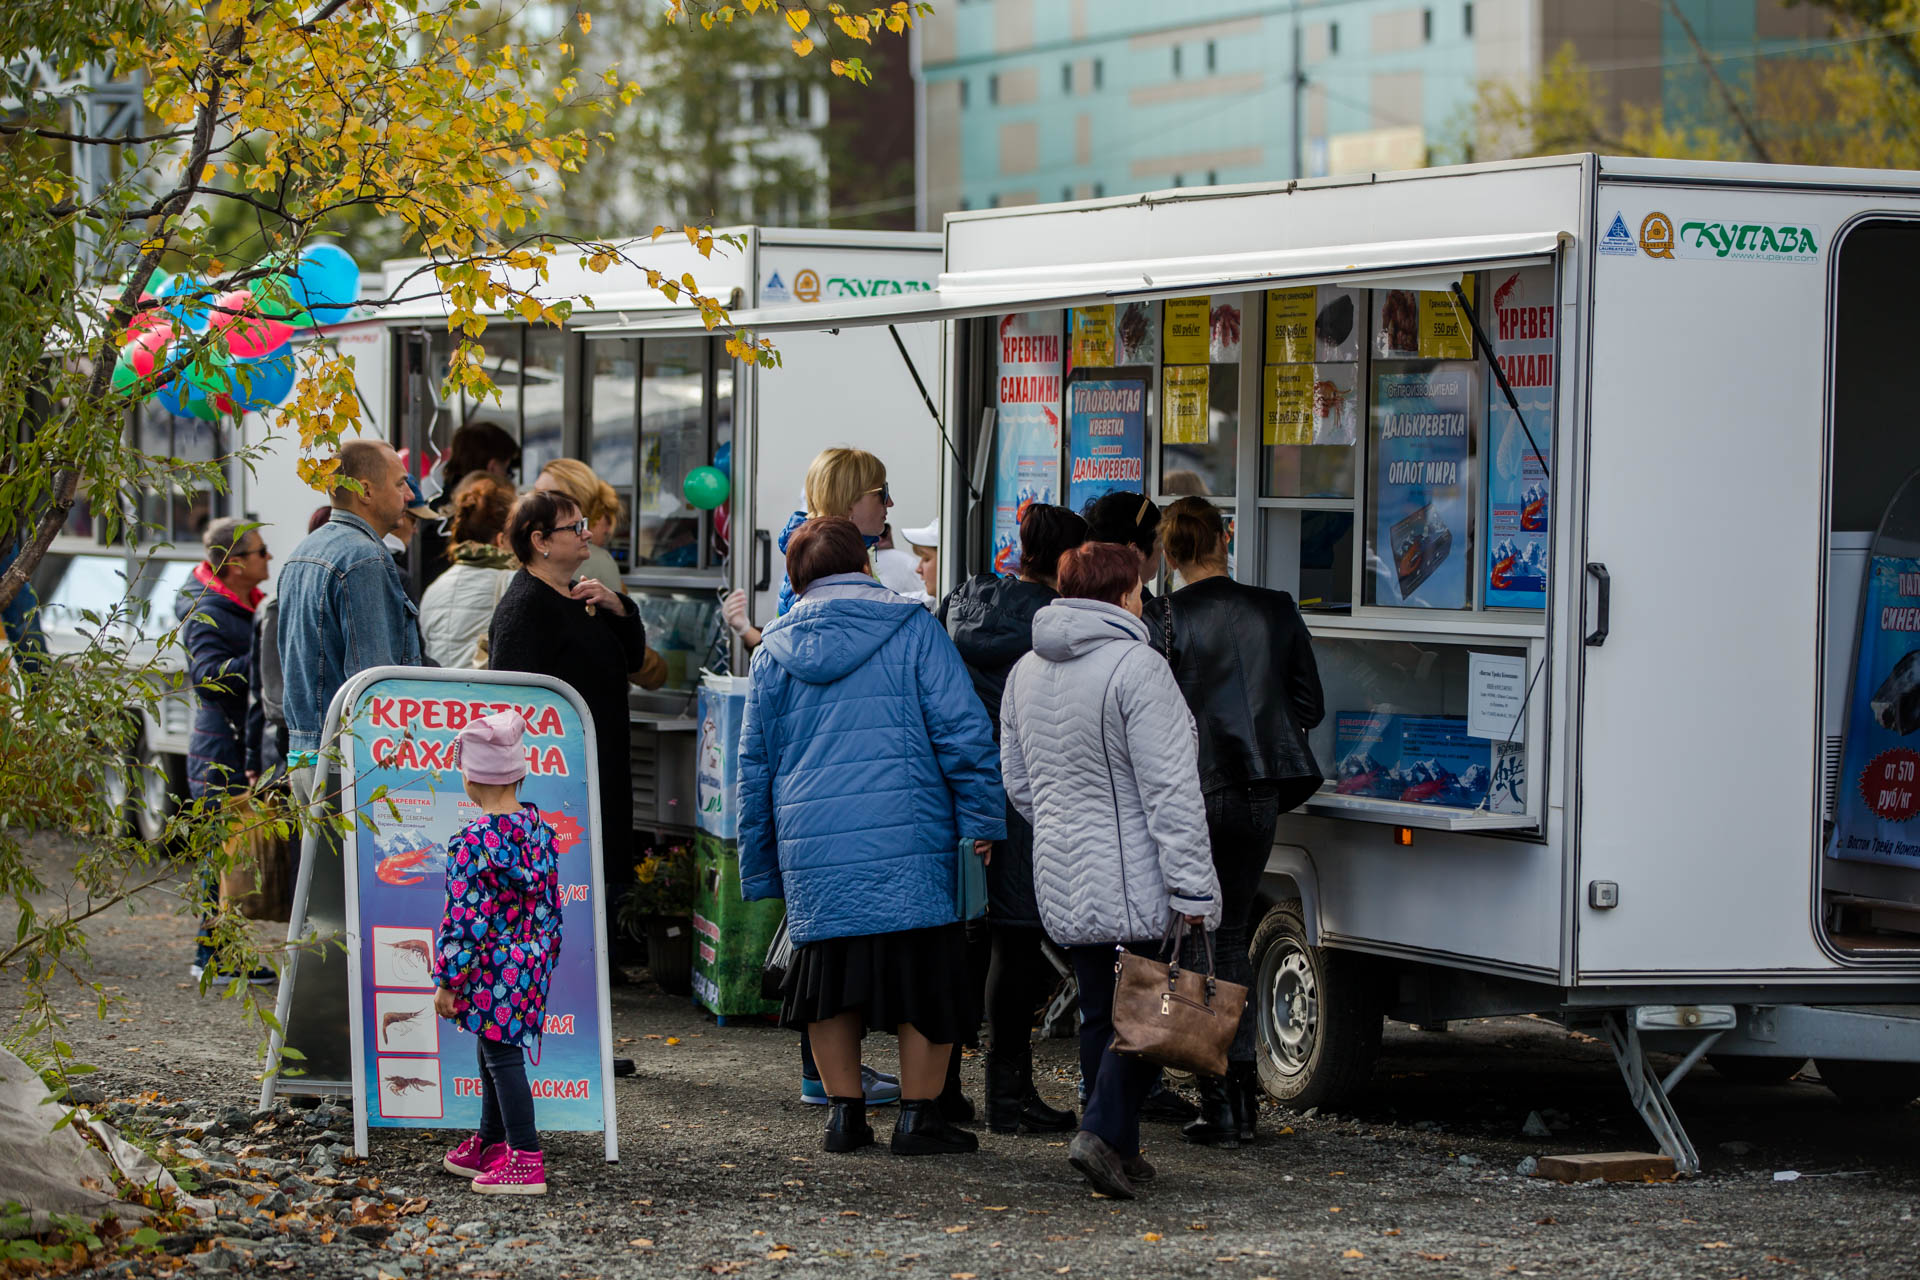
top-left (476, 1037), bottom-right (540, 1152)
top-left (1069, 944), bottom-right (1159, 1158)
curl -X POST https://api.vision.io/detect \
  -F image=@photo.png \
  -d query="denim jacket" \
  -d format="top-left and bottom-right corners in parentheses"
top-left (278, 510), bottom-right (422, 753)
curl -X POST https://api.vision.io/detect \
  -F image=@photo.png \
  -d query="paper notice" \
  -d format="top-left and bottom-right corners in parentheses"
top-left (1162, 365), bottom-right (1210, 444)
top-left (1468, 651), bottom-right (1528, 742)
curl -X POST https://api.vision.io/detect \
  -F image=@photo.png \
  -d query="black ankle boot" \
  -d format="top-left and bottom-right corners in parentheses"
top-left (1227, 1062), bottom-right (1260, 1143)
top-left (891, 1099), bottom-right (980, 1156)
top-left (823, 1097), bottom-right (874, 1153)
top-left (937, 1052), bottom-right (975, 1124)
top-left (1180, 1074), bottom-right (1241, 1148)
top-left (986, 1054), bottom-right (1077, 1135)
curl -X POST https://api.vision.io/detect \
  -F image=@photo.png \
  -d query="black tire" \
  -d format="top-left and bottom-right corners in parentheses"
top-left (1707, 1054), bottom-right (1807, 1086)
top-left (1250, 899), bottom-right (1382, 1111)
top-left (131, 735), bottom-right (185, 846)
top-left (1815, 1058), bottom-right (1920, 1109)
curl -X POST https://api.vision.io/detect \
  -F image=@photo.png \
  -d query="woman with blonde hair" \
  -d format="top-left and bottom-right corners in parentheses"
top-left (722, 446), bottom-right (893, 647)
top-left (534, 457), bottom-right (624, 593)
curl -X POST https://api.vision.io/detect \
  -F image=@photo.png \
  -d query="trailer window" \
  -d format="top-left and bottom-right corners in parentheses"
top-left (1158, 294), bottom-right (1239, 498)
top-left (1064, 302), bottom-right (1156, 523)
top-left (636, 338), bottom-right (710, 570)
top-left (521, 327), bottom-right (566, 477)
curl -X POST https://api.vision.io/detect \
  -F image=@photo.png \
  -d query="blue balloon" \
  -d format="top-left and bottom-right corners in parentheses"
top-left (290, 244), bottom-right (359, 327)
top-left (231, 350), bottom-right (296, 411)
top-left (154, 368), bottom-right (219, 421)
top-left (159, 275), bottom-right (212, 333)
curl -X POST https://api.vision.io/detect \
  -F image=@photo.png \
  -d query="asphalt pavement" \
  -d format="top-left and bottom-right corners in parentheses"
top-left (6, 833), bottom-right (1920, 1279)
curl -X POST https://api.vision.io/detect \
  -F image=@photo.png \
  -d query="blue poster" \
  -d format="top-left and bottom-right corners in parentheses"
top-left (1372, 367), bottom-right (1474, 609)
top-left (992, 312), bottom-right (1063, 575)
top-left (1331, 712), bottom-right (1495, 808)
top-left (342, 675), bottom-right (614, 1153)
top-left (1484, 266), bottom-right (1555, 608)
top-left (695, 674), bottom-right (748, 839)
top-left (1067, 377), bottom-right (1146, 515)
top-left (1830, 554), bottom-right (1920, 866)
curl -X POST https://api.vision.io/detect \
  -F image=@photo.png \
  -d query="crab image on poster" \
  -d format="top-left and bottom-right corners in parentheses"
top-left (376, 1056), bottom-right (444, 1120)
top-left (371, 925), bottom-right (437, 990)
top-left (374, 990), bottom-right (440, 1055)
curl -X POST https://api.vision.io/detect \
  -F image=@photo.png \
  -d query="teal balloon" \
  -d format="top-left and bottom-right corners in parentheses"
top-left (159, 275), bottom-right (211, 333)
top-left (291, 244), bottom-right (359, 327)
top-left (683, 465), bottom-right (730, 510)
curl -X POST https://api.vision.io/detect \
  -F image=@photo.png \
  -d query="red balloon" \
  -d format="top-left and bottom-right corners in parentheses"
top-left (214, 287), bottom-right (294, 357)
top-left (128, 323), bottom-right (174, 379)
top-left (126, 293), bottom-right (169, 344)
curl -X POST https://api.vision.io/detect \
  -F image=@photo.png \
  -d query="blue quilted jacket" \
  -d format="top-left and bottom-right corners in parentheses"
top-left (738, 573), bottom-right (1008, 946)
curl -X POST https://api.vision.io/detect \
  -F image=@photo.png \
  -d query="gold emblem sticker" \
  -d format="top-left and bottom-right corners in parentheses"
top-left (794, 268), bottom-right (821, 302)
top-left (1639, 212), bottom-right (1675, 260)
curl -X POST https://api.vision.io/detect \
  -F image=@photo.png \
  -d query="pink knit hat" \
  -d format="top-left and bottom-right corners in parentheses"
top-left (454, 710), bottom-right (528, 785)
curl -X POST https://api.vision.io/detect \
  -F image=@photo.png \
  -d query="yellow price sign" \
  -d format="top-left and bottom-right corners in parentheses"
top-left (1161, 365), bottom-right (1210, 444)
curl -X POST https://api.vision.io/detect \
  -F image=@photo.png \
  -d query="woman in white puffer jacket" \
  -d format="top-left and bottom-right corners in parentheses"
top-left (420, 473), bottom-right (517, 669)
top-left (1000, 541), bottom-right (1220, 1203)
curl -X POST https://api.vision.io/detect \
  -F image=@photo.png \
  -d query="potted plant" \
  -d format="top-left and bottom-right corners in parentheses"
top-left (618, 843), bottom-right (697, 996)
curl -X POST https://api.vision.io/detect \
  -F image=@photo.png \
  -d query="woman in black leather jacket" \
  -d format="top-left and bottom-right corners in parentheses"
top-left (939, 504), bottom-right (1087, 1137)
top-left (1145, 496), bottom-right (1325, 1149)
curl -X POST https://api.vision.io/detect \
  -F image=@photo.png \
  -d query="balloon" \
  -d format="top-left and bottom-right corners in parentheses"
top-left (158, 274), bottom-right (211, 332)
top-left (154, 371), bottom-right (219, 421)
top-left (290, 243), bottom-right (359, 327)
top-left (212, 287), bottom-right (294, 357)
top-left (110, 348), bottom-right (142, 397)
top-left (156, 343), bottom-right (240, 418)
top-left (111, 325), bottom-right (175, 396)
top-left (683, 465), bottom-right (730, 510)
top-left (230, 350), bottom-right (296, 412)
top-left (126, 292), bottom-right (169, 343)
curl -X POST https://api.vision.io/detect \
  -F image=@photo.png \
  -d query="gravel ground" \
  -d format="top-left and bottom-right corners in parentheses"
top-left (6, 833), bottom-right (1920, 1279)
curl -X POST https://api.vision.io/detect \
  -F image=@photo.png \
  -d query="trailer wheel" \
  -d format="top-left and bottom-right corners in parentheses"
top-left (1815, 1058), bottom-right (1920, 1109)
top-left (1250, 900), bottom-right (1381, 1111)
top-left (1707, 1055), bottom-right (1807, 1086)
top-left (131, 736), bottom-right (185, 847)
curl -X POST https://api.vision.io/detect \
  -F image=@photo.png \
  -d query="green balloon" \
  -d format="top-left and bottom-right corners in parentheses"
top-left (110, 350), bottom-right (141, 397)
top-left (683, 465), bottom-right (730, 510)
top-left (181, 347), bottom-right (235, 397)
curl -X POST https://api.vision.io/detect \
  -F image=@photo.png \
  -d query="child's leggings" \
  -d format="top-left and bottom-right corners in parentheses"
top-left (476, 1037), bottom-right (540, 1152)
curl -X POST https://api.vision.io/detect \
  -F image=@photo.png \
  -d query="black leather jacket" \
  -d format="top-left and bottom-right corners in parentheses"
top-left (1145, 575), bottom-right (1325, 809)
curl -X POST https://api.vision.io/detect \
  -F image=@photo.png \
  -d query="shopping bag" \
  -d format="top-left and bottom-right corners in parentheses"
top-left (1108, 917), bottom-right (1247, 1078)
top-left (760, 914), bottom-right (793, 1002)
top-left (218, 794), bottom-right (292, 923)
top-left (954, 839), bottom-right (988, 922)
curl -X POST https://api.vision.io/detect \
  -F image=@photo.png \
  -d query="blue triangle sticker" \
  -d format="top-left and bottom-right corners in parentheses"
top-left (1605, 214), bottom-right (1632, 241)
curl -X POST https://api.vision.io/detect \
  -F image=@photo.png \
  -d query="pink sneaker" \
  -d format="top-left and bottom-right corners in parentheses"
top-left (442, 1135), bottom-right (507, 1178)
top-left (472, 1148), bottom-right (546, 1195)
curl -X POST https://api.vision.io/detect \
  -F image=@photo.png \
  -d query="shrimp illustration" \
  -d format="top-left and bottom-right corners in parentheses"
top-left (381, 1007), bottom-right (426, 1044)
top-left (375, 847), bottom-right (433, 886)
top-left (385, 1075), bottom-right (436, 1097)
top-left (384, 937), bottom-right (432, 973)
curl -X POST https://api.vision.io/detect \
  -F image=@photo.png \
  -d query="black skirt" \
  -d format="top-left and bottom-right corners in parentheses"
top-left (781, 922), bottom-right (971, 1045)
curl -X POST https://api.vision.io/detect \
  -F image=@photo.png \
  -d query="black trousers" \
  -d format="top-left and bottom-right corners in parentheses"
top-left (476, 1037), bottom-right (540, 1152)
top-left (1070, 943), bottom-right (1157, 1157)
top-left (1179, 782), bottom-right (1282, 1065)
top-left (985, 924), bottom-right (1053, 1061)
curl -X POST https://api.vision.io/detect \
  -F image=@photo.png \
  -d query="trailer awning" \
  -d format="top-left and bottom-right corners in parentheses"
top-left (579, 230), bottom-right (1570, 339)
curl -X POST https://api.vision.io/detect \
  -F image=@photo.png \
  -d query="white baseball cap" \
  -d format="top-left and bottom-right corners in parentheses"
top-left (900, 518), bottom-right (939, 550)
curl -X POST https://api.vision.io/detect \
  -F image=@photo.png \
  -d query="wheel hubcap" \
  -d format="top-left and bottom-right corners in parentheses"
top-left (1259, 940), bottom-right (1319, 1078)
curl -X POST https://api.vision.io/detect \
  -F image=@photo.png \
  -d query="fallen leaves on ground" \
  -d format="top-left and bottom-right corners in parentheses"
top-left (1342, 1248), bottom-right (1365, 1258)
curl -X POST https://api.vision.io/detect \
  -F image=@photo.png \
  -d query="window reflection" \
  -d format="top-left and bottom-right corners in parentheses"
top-left (586, 339), bottom-right (637, 488)
top-left (635, 337), bottom-right (707, 570)
top-left (522, 327), bottom-right (566, 477)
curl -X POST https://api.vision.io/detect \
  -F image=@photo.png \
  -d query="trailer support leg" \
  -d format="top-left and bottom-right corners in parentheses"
top-left (1600, 1011), bottom-right (1717, 1176)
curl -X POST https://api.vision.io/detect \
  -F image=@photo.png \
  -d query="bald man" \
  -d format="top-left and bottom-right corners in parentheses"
top-left (277, 439), bottom-right (424, 760)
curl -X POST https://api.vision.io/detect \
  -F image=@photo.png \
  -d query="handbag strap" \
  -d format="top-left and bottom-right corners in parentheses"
top-left (1158, 912), bottom-right (1219, 998)
top-left (1160, 595), bottom-right (1175, 663)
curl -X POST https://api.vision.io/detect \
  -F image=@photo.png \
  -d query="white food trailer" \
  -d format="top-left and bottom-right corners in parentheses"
top-left (607, 155), bottom-right (1920, 1172)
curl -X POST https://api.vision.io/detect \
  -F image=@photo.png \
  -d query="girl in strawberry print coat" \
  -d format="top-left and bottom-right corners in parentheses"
top-left (433, 710), bottom-right (562, 1195)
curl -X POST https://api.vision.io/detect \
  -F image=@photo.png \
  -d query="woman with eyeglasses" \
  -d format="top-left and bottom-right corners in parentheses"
top-left (489, 489), bottom-right (647, 985)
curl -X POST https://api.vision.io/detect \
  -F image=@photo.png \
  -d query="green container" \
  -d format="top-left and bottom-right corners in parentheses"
top-left (691, 830), bottom-right (785, 1018)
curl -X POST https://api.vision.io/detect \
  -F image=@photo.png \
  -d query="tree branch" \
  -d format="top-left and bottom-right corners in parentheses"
top-left (0, 121), bottom-right (198, 146)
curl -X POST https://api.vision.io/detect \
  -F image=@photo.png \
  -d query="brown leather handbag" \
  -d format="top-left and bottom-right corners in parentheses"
top-left (1108, 918), bottom-right (1247, 1078)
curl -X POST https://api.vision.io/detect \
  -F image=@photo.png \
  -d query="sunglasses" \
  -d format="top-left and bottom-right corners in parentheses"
top-left (867, 483), bottom-right (892, 504)
top-left (546, 518), bottom-right (590, 538)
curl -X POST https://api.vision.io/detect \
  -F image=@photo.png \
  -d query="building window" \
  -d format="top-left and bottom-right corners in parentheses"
top-left (773, 83), bottom-right (787, 119)
top-left (959, 196), bottom-right (971, 211)
top-left (960, 78), bottom-right (969, 109)
top-left (1464, 2), bottom-right (1474, 36)
top-left (1062, 185), bottom-right (1073, 202)
top-left (1422, 8), bottom-right (1433, 42)
top-left (1329, 22), bottom-right (1339, 53)
top-left (1172, 45), bottom-right (1182, 77)
top-left (796, 83), bottom-right (811, 121)
top-left (1206, 169), bottom-right (1217, 185)
top-left (1092, 181), bottom-right (1104, 197)
top-left (1093, 57), bottom-right (1104, 89)
top-left (1173, 174), bottom-right (1183, 187)
top-left (988, 193), bottom-right (1000, 208)
top-left (1062, 62), bottom-right (1072, 93)
top-left (1206, 40), bottom-right (1217, 72)
top-left (988, 73), bottom-right (999, 104)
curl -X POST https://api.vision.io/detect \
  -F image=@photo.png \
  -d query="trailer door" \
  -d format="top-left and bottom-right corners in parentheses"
top-left (1576, 184), bottom-right (1833, 978)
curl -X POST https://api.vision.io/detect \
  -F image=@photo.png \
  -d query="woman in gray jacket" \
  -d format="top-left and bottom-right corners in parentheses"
top-left (1000, 541), bottom-right (1221, 1201)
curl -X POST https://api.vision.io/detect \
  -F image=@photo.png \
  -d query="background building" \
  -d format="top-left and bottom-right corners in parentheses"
top-left (915, 0), bottom-right (1832, 223)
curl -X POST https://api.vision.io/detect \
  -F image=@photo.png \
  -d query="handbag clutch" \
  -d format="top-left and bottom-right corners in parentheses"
top-left (955, 839), bottom-right (988, 922)
top-left (1108, 917), bottom-right (1247, 1078)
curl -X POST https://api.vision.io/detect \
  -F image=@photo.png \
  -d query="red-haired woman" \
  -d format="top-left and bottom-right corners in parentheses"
top-left (998, 542), bottom-right (1220, 1201)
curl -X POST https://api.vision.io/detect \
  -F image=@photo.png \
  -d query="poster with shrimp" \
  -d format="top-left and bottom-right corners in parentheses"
top-left (992, 311), bottom-right (1063, 574)
top-left (1484, 266), bottom-right (1556, 609)
top-left (340, 672), bottom-right (615, 1159)
top-left (1066, 378), bottom-right (1146, 514)
top-left (1369, 367), bottom-right (1475, 609)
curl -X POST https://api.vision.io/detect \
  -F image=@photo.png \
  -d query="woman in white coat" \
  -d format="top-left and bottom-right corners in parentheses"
top-left (419, 473), bottom-right (517, 668)
top-left (999, 541), bottom-right (1221, 1201)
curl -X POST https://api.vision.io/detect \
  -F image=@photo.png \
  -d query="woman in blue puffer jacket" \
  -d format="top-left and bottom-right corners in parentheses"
top-left (739, 518), bottom-right (1006, 1158)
